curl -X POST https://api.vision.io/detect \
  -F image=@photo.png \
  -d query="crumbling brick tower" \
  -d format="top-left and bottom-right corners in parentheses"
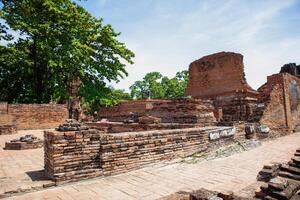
top-left (185, 52), bottom-right (259, 122)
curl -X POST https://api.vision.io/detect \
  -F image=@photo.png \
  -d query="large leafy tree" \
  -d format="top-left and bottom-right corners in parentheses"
top-left (0, 0), bottom-right (134, 103)
top-left (80, 82), bottom-right (131, 113)
top-left (130, 70), bottom-right (188, 99)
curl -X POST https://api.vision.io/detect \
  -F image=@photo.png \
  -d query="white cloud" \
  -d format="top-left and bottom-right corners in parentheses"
top-left (109, 0), bottom-right (300, 91)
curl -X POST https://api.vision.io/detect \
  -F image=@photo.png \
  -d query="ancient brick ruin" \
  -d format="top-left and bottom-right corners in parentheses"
top-left (17, 51), bottom-right (300, 198)
top-left (5, 134), bottom-right (43, 150)
top-left (280, 63), bottom-right (300, 79)
top-left (185, 52), bottom-right (259, 122)
top-left (44, 119), bottom-right (238, 184)
top-left (0, 103), bottom-right (68, 134)
top-left (95, 51), bottom-right (300, 138)
top-left (98, 99), bottom-right (215, 124)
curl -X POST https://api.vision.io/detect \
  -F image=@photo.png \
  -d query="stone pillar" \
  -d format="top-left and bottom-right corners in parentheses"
top-left (68, 76), bottom-right (82, 121)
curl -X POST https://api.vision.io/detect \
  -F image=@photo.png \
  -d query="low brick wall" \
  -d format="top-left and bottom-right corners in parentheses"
top-left (5, 140), bottom-right (43, 150)
top-left (44, 126), bottom-right (236, 183)
top-left (44, 129), bottom-right (102, 183)
top-left (98, 99), bottom-right (216, 125)
top-left (100, 127), bottom-right (235, 176)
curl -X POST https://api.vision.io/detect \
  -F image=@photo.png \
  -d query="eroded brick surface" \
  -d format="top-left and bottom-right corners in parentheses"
top-left (185, 52), bottom-right (257, 99)
top-left (0, 104), bottom-right (68, 130)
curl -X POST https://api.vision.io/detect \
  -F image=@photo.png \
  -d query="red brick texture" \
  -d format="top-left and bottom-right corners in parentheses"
top-left (44, 126), bottom-right (237, 184)
top-left (98, 99), bottom-right (216, 125)
top-left (0, 103), bottom-right (68, 130)
top-left (258, 73), bottom-right (300, 133)
top-left (185, 52), bottom-right (259, 122)
top-left (185, 52), bottom-right (258, 99)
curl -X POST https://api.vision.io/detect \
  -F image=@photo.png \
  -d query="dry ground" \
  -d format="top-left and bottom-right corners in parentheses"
top-left (0, 130), bottom-right (299, 200)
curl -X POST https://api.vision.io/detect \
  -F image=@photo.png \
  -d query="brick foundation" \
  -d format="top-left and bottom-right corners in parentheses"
top-left (44, 126), bottom-right (237, 184)
top-left (98, 99), bottom-right (216, 125)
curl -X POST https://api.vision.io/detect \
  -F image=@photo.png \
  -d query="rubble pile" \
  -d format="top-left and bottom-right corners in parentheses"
top-left (56, 119), bottom-right (88, 131)
top-left (4, 134), bottom-right (43, 150)
top-left (162, 188), bottom-right (248, 200)
top-left (256, 148), bottom-right (300, 199)
top-left (257, 163), bottom-right (281, 182)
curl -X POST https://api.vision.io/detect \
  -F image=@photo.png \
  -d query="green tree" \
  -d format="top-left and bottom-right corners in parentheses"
top-left (80, 84), bottom-right (131, 114)
top-left (130, 70), bottom-right (188, 99)
top-left (130, 72), bottom-right (165, 99)
top-left (0, 0), bottom-right (134, 104)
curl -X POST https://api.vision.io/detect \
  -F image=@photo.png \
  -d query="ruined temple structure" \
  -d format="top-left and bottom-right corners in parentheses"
top-left (185, 52), bottom-right (300, 135)
top-left (43, 53), bottom-right (300, 186)
top-left (185, 52), bottom-right (259, 122)
top-left (98, 98), bottom-right (216, 126)
top-left (96, 51), bottom-right (300, 137)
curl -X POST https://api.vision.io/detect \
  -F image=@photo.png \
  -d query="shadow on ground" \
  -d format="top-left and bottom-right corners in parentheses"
top-left (26, 170), bottom-right (49, 181)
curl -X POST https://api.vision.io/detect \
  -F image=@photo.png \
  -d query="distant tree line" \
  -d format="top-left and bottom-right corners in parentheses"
top-left (130, 70), bottom-right (188, 100)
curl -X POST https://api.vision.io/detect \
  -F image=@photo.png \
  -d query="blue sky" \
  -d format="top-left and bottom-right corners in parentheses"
top-left (74, 0), bottom-right (300, 91)
top-left (1, 1), bottom-right (300, 91)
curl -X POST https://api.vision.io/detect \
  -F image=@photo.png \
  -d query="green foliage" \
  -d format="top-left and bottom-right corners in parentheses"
top-left (0, 0), bottom-right (134, 104)
top-left (130, 70), bottom-right (188, 99)
top-left (80, 83), bottom-right (131, 114)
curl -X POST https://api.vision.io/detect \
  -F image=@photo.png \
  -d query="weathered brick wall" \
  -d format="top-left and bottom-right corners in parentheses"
top-left (6, 104), bottom-right (68, 129)
top-left (259, 84), bottom-right (287, 132)
top-left (185, 52), bottom-right (258, 99)
top-left (0, 125), bottom-right (17, 135)
top-left (44, 126), bottom-right (237, 183)
top-left (44, 129), bottom-right (102, 183)
top-left (0, 102), bottom-right (13, 125)
top-left (258, 73), bottom-right (300, 134)
top-left (98, 99), bottom-right (216, 125)
top-left (100, 127), bottom-right (236, 176)
top-left (147, 99), bottom-right (215, 124)
top-left (98, 100), bottom-right (153, 121)
top-left (86, 122), bottom-right (201, 133)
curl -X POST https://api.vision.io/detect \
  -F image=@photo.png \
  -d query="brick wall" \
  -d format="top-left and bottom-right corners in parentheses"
top-left (98, 99), bottom-right (216, 125)
top-left (258, 73), bottom-right (300, 133)
top-left (44, 126), bottom-right (237, 184)
top-left (44, 129), bottom-right (102, 183)
top-left (0, 103), bottom-right (68, 130)
top-left (100, 127), bottom-right (235, 176)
